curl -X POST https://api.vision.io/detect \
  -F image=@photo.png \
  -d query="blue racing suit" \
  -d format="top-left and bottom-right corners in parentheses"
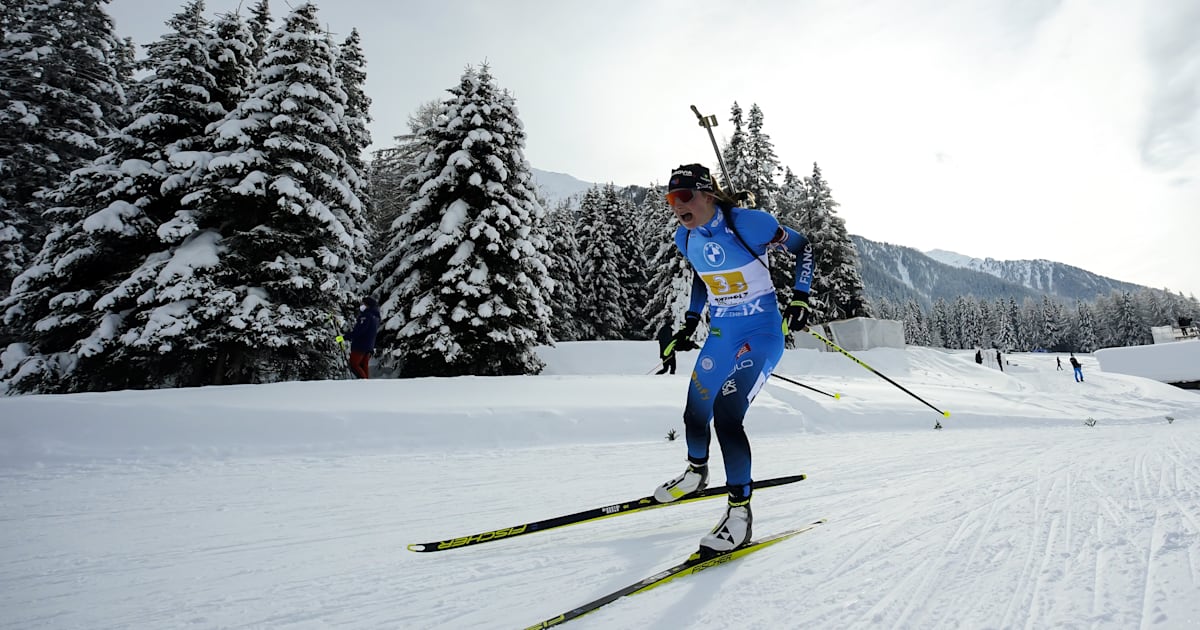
top-left (674, 205), bottom-right (813, 498)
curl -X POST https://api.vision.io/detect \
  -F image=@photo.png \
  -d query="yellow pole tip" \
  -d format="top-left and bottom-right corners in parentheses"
top-left (943, 411), bottom-right (951, 417)
top-left (834, 393), bottom-right (841, 399)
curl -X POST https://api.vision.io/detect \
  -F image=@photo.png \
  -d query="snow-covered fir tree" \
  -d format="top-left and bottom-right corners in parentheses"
top-left (0, 0), bottom-right (233, 393)
top-left (929, 298), bottom-right (951, 347)
top-left (373, 63), bottom-right (553, 377)
top-left (246, 0), bottom-right (271, 67)
top-left (741, 104), bottom-right (782, 212)
top-left (1074, 299), bottom-right (1099, 352)
top-left (601, 184), bottom-right (649, 339)
top-left (152, 2), bottom-right (369, 385)
top-left (639, 183), bottom-right (691, 333)
top-left (204, 9), bottom-right (257, 116)
top-left (770, 166), bottom-right (809, 321)
top-left (544, 202), bottom-right (583, 342)
top-left (802, 163), bottom-right (869, 322)
top-left (903, 298), bottom-right (933, 346)
top-left (719, 102), bottom-right (747, 190)
top-left (334, 27), bottom-right (372, 263)
top-left (366, 101), bottom-right (439, 257)
top-left (0, 0), bottom-right (126, 298)
top-left (1104, 291), bottom-right (1145, 347)
top-left (575, 186), bottom-right (628, 340)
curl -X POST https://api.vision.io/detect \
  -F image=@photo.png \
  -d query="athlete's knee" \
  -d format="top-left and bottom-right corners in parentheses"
top-left (682, 406), bottom-right (710, 430)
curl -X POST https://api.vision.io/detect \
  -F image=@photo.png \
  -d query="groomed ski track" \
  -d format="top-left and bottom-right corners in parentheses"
top-left (2, 345), bottom-right (1199, 628)
top-left (3, 423), bottom-right (1198, 628)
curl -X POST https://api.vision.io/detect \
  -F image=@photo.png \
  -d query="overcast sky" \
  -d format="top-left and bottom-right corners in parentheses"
top-left (106, 0), bottom-right (1200, 299)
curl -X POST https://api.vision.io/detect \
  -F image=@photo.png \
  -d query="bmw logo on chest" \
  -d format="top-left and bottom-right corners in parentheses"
top-left (702, 242), bottom-right (726, 267)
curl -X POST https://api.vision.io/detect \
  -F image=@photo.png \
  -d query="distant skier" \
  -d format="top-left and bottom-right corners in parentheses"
top-left (655, 322), bottom-right (682, 375)
top-left (1069, 354), bottom-right (1083, 382)
top-left (1057, 356), bottom-right (1063, 371)
top-left (975, 349), bottom-right (983, 365)
top-left (347, 296), bottom-right (381, 379)
top-left (996, 349), bottom-right (1004, 373)
top-left (655, 163), bottom-right (814, 556)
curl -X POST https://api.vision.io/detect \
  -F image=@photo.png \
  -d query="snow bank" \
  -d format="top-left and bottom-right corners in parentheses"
top-left (1095, 340), bottom-right (1200, 383)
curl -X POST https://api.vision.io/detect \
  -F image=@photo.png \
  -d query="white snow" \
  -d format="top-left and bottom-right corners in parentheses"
top-left (2, 343), bottom-right (1199, 629)
top-left (1096, 340), bottom-right (1200, 383)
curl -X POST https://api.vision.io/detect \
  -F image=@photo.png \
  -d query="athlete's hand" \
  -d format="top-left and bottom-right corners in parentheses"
top-left (662, 311), bottom-right (702, 358)
top-left (783, 291), bottom-right (811, 335)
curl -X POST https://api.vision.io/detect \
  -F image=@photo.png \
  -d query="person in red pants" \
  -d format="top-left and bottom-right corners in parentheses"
top-left (347, 296), bottom-right (380, 378)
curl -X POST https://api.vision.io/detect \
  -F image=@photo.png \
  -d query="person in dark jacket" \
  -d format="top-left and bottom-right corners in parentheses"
top-left (347, 296), bottom-right (381, 379)
top-left (974, 349), bottom-right (983, 365)
top-left (1069, 353), bottom-right (1083, 382)
top-left (655, 322), bottom-right (677, 374)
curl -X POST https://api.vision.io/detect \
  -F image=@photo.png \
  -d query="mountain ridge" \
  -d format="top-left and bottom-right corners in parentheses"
top-left (528, 169), bottom-right (1162, 305)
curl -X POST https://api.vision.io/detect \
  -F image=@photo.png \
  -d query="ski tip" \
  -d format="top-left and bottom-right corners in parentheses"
top-left (406, 543), bottom-right (426, 552)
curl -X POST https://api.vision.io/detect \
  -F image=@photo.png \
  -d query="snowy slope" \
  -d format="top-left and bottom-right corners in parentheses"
top-left (530, 167), bottom-right (597, 206)
top-left (2, 344), bottom-right (1199, 629)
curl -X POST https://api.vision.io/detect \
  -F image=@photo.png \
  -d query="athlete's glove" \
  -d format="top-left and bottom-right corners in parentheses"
top-left (662, 311), bottom-right (702, 358)
top-left (782, 291), bottom-right (812, 335)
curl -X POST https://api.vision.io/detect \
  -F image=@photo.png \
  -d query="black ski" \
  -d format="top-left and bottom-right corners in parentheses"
top-left (407, 473), bottom-right (807, 553)
top-left (524, 519), bottom-right (827, 629)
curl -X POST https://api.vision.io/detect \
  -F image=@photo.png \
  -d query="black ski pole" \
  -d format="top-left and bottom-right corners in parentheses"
top-left (770, 373), bottom-right (840, 399)
top-left (807, 329), bottom-right (949, 429)
top-left (690, 105), bottom-right (735, 191)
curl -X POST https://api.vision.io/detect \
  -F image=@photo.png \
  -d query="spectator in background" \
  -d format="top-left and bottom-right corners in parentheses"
top-left (347, 296), bottom-right (381, 379)
top-left (1069, 353), bottom-right (1084, 382)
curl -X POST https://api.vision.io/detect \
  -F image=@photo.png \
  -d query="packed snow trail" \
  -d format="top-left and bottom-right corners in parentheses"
top-left (2, 344), bottom-right (1198, 628)
top-left (3, 424), bottom-right (1198, 629)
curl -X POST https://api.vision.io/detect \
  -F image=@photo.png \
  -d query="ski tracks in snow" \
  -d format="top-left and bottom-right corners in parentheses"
top-left (3, 424), bottom-right (1199, 629)
top-left (769, 423), bottom-right (1200, 630)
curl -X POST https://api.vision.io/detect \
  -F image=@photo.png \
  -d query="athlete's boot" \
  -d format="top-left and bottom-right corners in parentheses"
top-left (653, 461), bottom-right (708, 503)
top-left (698, 495), bottom-right (752, 555)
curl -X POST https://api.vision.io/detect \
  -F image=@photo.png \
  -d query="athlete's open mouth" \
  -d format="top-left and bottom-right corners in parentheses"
top-left (679, 212), bottom-right (693, 224)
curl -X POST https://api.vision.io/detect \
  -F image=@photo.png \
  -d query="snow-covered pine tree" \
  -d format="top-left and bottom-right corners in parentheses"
top-left (0, 0), bottom-right (227, 393)
top-left (903, 298), bottom-right (932, 346)
top-left (771, 166), bottom-right (808, 322)
top-left (1107, 290), bottom-right (1145, 347)
top-left (930, 298), bottom-right (952, 348)
top-left (639, 183), bottom-right (691, 334)
top-left (742, 104), bottom-right (782, 212)
top-left (246, 0), bottom-right (271, 67)
top-left (720, 101), bottom-right (748, 191)
top-left (375, 63), bottom-right (553, 376)
top-left (366, 101), bottom-right (439, 256)
top-left (0, 1), bottom-right (226, 393)
top-left (334, 27), bottom-right (372, 260)
top-left (0, 0), bottom-right (126, 299)
top-left (154, 2), bottom-right (368, 384)
top-left (575, 185), bottom-right (627, 340)
top-left (802, 163), bottom-right (869, 322)
top-left (1074, 299), bottom-right (1099, 352)
top-left (954, 296), bottom-right (983, 349)
top-left (205, 9), bottom-right (256, 116)
top-left (998, 297), bottom-right (1020, 351)
top-left (602, 184), bottom-right (649, 339)
top-left (544, 201), bottom-right (583, 342)
top-left (109, 6), bottom-right (258, 387)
